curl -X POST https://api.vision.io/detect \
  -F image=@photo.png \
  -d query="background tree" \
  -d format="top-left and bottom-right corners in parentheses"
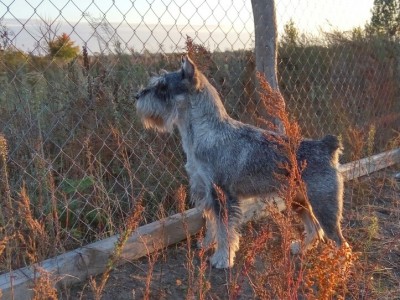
top-left (38, 17), bottom-right (61, 45)
top-left (367, 0), bottom-right (400, 38)
top-left (281, 19), bottom-right (300, 47)
top-left (251, 0), bottom-right (279, 90)
top-left (35, 17), bottom-right (61, 55)
top-left (48, 33), bottom-right (79, 59)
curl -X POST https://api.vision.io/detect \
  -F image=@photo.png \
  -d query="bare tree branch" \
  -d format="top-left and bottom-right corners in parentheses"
top-left (36, 17), bottom-right (61, 54)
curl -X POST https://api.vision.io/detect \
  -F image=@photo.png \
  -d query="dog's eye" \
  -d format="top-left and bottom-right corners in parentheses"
top-left (158, 83), bottom-right (168, 92)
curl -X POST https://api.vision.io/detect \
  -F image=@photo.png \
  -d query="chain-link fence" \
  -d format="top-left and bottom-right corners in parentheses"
top-left (0, 0), bottom-right (399, 271)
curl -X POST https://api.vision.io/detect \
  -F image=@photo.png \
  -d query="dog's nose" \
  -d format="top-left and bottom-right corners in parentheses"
top-left (135, 88), bottom-right (147, 100)
top-left (134, 92), bottom-right (141, 100)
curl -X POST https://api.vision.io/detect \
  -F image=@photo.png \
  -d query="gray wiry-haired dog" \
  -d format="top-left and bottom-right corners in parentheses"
top-left (135, 56), bottom-right (346, 269)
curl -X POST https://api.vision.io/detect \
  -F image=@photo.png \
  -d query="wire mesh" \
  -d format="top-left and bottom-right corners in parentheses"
top-left (0, 0), bottom-right (399, 271)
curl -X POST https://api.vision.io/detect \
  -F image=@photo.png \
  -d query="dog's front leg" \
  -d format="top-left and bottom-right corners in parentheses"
top-left (210, 217), bottom-right (240, 268)
top-left (197, 208), bottom-right (217, 249)
top-left (187, 171), bottom-right (217, 250)
top-left (209, 190), bottom-right (242, 269)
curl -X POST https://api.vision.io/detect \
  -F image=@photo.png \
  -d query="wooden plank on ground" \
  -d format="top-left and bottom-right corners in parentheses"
top-left (339, 148), bottom-right (400, 180)
top-left (0, 148), bottom-right (399, 299)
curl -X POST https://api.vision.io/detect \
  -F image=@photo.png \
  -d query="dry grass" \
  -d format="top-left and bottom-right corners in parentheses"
top-left (344, 171), bottom-right (400, 299)
top-left (87, 129), bottom-right (145, 299)
top-left (31, 267), bottom-right (59, 300)
top-left (89, 199), bottom-right (144, 300)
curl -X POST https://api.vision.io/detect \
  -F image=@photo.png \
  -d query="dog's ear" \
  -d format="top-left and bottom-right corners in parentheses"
top-left (181, 55), bottom-right (203, 90)
top-left (181, 55), bottom-right (196, 79)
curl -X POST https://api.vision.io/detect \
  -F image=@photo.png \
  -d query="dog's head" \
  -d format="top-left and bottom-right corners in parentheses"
top-left (135, 55), bottom-right (203, 132)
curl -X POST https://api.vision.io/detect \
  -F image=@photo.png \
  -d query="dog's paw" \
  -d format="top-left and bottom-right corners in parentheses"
top-left (210, 250), bottom-right (234, 269)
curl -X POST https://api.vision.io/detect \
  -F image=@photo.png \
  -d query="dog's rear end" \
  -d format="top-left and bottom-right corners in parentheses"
top-left (297, 135), bottom-right (345, 248)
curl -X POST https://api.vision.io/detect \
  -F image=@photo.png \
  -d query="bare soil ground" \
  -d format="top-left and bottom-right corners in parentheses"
top-left (65, 167), bottom-right (400, 299)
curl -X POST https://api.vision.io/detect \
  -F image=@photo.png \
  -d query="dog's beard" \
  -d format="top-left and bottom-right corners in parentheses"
top-left (142, 114), bottom-right (178, 133)
top-left (141, 115), bottom-right (167, 132)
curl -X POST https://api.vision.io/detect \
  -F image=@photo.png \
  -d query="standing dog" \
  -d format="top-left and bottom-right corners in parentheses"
top-left (135, 56), bottom-right (346, 268)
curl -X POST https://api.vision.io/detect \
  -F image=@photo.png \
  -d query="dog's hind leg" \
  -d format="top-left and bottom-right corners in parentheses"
top-left (305, 175), bottom-right (347, 247)
top-left (316, 206), bottom-right (346, 247)
top-left (297, 207), bottom-right (325, 250)
top-left (209, 188), bottom-right (242, 269)
top-left (292, 191), bottom-right (325, 253)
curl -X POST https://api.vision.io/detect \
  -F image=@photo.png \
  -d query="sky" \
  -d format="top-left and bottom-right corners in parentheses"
top-left (0, 0), bottom-right (375, 53)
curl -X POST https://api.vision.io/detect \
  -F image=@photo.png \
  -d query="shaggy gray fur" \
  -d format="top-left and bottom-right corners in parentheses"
top-left (135, 56), bottom-right (346, 268)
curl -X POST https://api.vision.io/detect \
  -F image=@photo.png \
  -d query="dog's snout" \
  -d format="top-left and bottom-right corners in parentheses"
top-left (135, 90), bottom-right (146, 100)
top-left (134, 92), bottom-right (140, 100)
top-left (135, 88), bottom-right (148, 100)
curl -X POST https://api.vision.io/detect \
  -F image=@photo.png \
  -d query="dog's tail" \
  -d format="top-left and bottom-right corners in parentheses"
top-left (322, 134), bottom-right (343, 164)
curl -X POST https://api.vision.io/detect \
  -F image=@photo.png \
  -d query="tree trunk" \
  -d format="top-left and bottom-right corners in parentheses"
top-left (251, 0), bottom-right (279, 89)
top-left (251, 0), bottom-right (284, 133)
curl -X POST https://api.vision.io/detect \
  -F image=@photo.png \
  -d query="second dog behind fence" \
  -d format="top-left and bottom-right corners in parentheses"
top-left (135, 55), bottom-right (346, 269)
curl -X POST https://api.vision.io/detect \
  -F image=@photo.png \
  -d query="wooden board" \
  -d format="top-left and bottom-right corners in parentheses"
top-left (339, 148), bottom-right (400, 180)
top-left (1, 148), bottom-right (399, 299)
